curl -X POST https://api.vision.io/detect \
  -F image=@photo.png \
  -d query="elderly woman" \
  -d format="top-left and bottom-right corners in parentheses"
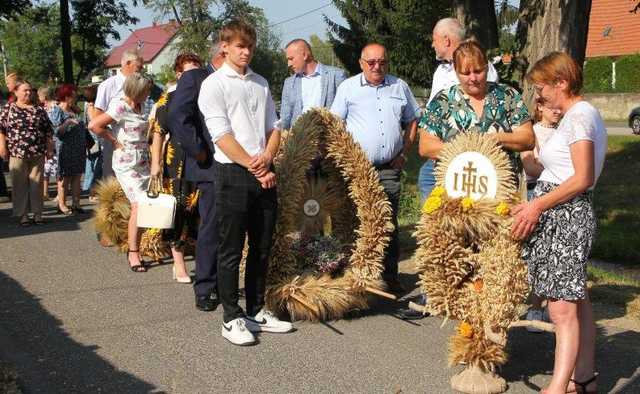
top-left (513, 52), bottom-right (606, 394)
top-left (148, 53), bottom-right (204, 284)
top-left (50, 84), bottom-right (88, 214)
top-left (418, 40), bottom-right (534, 178)
top-left (0, 78), bottom-right (54, 225)
top-left (89, 73), bottom-right (154, 272)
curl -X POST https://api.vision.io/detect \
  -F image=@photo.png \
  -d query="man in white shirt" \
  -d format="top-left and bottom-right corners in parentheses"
top-left (198, 20), bottom-right (293, 346)
top-left (94, 49), bottom-right (143, 178)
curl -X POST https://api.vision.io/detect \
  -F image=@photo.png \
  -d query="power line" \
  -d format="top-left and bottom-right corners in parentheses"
top-left (269, 3), bottom-right (332, 27)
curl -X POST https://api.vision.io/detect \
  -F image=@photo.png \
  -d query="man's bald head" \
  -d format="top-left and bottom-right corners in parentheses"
top-left (285, 38), bottom-right (316, 74)
top-left (432, 18), bottom-right (466, 61)
top-left (361, 43), bottom-right (386, 60)
top-left (359, 43), bottom-right (387, 86)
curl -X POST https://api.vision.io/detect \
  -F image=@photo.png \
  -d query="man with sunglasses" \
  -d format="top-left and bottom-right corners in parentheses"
top-left (331, 43), bottom-right (418, 295)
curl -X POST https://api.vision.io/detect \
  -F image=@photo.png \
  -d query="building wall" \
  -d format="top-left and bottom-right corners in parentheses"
top-left (148, 36), bottom-right (182, 74)
top-left (584, 93), bottom-right (640, 121)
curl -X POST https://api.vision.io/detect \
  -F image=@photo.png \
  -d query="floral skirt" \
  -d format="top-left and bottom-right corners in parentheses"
top-left (112, 147), bottom-right (150, 203)
top-left (522, 181), bottom-right (596, 301)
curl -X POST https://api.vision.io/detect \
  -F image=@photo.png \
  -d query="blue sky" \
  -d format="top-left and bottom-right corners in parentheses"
top-left (111, 0), bottom-right (347, 48)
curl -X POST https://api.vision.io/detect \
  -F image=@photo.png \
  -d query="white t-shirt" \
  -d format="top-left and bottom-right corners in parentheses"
top-left (538, 101), bottom-right (607, 189)
top-left (95, 71), bottom-right (126, 112)
top-left (428, 62), bottom-right (499, 104)
top-left (198, 62), bottom-right (279, 164)
top-left (526, 122), bottom-right (556, 183)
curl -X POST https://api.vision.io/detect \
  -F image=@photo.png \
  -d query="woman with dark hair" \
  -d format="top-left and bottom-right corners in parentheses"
top-left (149, 52), bottom-right (204, 283)
top-left (50, 83), bottom-right (88, 214)
top-left (0, 78), bottom-right (54, 225)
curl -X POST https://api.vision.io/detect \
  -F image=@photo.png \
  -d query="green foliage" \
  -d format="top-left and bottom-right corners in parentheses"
top-left (0, 4), bottom-right (62, 86)
top-left (583, 57), bottom-right (614, 93)
top-left (309, 34), bottom-right (343, 69)
top-left (326, 0), bottom-right (451, 88)
top-left (0, 0), bottom-right (31, 20)
top-left (155, 64), bottom-right (177, 86)
top-left (614, 54), bottom-right (640, 93)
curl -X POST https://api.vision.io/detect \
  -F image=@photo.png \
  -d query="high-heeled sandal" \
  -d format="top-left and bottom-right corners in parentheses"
top-left (568, 372), bottom-right (599, 393)
top-left (172, 265), bottom-right (192, 284)
top-left (127, 250), bottom-right (146, 273)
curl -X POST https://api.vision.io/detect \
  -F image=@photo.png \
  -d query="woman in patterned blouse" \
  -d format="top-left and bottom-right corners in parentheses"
top-left (0, 78), bottom-right (54, 225)
top-left (418, 40), bottom-right (535, 178)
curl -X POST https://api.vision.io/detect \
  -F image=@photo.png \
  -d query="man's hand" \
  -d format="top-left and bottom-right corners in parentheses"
top-left (249, 152), bottom-right (273, 178)
top-left (256, 171), bottom-right (276, 189)
top-left (390, 153), bottom-right (407, 170)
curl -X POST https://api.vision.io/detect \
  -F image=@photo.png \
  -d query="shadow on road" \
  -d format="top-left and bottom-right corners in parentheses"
top-left (0, 271), bottom-right (158, 393)
top-left (0, 205), bottom-right (93, 240)
top-left (503, 323), bottom-right (640, 393)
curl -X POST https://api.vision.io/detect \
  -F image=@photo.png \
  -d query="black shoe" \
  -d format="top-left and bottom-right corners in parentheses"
top-left (195, 294), bottom-right (218, 312)
top-left (385, 279), bottom-right (406, 295)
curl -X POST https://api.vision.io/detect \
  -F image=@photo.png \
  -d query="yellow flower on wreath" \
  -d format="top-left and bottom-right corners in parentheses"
top-left (422, 196), bottom-right (442, 214)
top-left (430, 186), bottom-right (445, 198)
top-left (458, 321), bottom-right (473, 338)
top-left (461, 196), bottom-right (474, 212)
top-left (495, 201), bottom-right (510, 216)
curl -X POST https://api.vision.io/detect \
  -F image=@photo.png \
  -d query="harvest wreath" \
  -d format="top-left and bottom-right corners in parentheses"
top-left (412, 132), bottom-right (532, 394)
top-left (265, 108), bottom-right (395, 321)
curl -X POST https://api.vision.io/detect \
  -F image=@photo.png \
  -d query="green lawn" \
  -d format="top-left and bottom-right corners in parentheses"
top-left (398, 135), bottom-right (640, 265)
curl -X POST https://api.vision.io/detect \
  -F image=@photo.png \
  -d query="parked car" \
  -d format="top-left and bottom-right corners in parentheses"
top-left (629, 106), bottom-right (640, 135)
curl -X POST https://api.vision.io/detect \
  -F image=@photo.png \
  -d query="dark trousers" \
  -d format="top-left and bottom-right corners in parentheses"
top-left (214, 163), bottom-right (277, 323)
top-left (0, 158), bottom-right (8, 197)
top-left (194, 181), bottom-right (218, 298)
top-left (377, 167), bottom-right (401, 282)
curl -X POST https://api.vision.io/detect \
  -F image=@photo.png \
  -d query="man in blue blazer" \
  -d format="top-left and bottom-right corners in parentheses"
top-left (280, 39), bottom-right (348, 130)
top-left (168, 49), bottom-right (224, 312)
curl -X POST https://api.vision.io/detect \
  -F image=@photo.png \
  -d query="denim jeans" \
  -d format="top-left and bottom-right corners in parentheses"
top-left (417, 159), bottom-right (436, 203)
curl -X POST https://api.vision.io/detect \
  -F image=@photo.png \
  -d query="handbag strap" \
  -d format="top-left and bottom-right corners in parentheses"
top-left (147, 175), bottom-right (163, 199)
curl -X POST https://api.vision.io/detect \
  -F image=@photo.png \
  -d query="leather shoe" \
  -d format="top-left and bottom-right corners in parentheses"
top-left (195, 294), bottom-right (218, 312)
top-left (385, 279), bottom-right (406, 295)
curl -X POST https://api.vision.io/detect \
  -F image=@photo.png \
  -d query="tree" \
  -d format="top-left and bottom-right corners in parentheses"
top-left (0, 0), bottom-right (31, 20)
top-left (326, 0), bottom-right (451, 88)
top-left (0, 3), bottom-right (62, 85)
top-left (516, 0), bottom-right (593, 106)
top-left (60, 0), bottom-right (73, 83)
top-left (309, 34), bottom-right (342, 68)
top-left (453, 0), bottom-right (499, 50)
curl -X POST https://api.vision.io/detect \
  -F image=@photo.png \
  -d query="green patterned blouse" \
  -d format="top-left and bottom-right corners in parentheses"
top-left (418, 82), bottom-right (531, 175)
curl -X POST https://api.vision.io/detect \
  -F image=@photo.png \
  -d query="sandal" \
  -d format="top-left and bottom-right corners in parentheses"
top-left (127, 250), bottom-right (147, 273)
top-left (569, 372), bottom-right (598, 393)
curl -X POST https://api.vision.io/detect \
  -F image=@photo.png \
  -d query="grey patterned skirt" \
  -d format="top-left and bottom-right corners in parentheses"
top-left (522, 181), bottom-right (596, 301)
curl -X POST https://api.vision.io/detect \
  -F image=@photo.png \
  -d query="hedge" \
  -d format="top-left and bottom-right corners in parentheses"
top-left (614, 54), bottom-right (640, 93)
top-left (584, 54), bottom-right (640, 93)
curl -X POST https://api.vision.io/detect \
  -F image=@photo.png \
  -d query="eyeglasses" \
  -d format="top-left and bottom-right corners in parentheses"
top-left (361, 58), bottom-right (388, 67)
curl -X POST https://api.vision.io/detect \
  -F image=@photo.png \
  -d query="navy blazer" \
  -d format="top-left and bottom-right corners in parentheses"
top-left (168, 68), bottom-right (215, 182)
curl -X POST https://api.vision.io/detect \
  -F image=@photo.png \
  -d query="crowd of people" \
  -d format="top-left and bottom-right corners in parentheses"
top-left (0, 16), bottom-right (608, 393)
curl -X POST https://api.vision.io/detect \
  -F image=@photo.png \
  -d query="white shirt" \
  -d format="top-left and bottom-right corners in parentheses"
top-left (300, 63), bottom-right (323, 113)
top-left (106, 98), bottom-right (149, 147)
top-left (538, 101), bottom-right (607, 189)
top-left (527, 122), bottom-right (557, 183)
top-left (198, 62), bottom-right (279, 164)
top-left (428, 61), bottom-right (499, 104)
top-left (95, 70), bottom-right (126, 112)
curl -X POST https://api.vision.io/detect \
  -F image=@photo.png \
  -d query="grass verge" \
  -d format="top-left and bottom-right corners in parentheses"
top-left (588, 265), bottom-right (640, 321)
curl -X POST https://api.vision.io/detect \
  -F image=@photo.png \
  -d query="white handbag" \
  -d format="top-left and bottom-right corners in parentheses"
top-left (136, 176), bottom-right (176, 229)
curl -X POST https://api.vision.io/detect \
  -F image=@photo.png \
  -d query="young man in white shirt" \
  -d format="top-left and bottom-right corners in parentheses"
top-left (198, 20), bottom-right (293, 346)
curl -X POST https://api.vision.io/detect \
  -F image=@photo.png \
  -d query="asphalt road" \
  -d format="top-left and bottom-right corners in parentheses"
top-left (1, 199), bottom-right (639, 393)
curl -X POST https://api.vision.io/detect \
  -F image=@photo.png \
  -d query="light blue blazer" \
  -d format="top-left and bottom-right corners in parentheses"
top-left (279, 64), bottom-right (348, 129)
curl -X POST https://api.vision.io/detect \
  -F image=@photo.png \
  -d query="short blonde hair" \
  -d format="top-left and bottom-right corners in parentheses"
top-left (526, 52), bottom-right (583, 96)
top-left (123, 73), bottom-right (153, 104)
top-left (453, 40), bottom-right (488, 74)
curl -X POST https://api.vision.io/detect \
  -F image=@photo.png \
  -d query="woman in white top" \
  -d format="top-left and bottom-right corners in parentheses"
top-left (512, 52), bottom-right (607, 394)
top-left (90, 73), bottom-right (154, 272)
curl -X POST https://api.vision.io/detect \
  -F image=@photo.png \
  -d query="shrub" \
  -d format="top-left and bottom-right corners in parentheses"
top-left (614, 53), bottom-right (640, 93)
top-left (583, 56), bottom-right (614, 93)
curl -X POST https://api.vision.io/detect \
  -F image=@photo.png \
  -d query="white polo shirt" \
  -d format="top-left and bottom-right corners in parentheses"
top-left (428, 61), bottom-right (499, 104)
top-left (198, 62), bottom-right (279, 164)
top-left (95, 70), bottom-right (126, 112)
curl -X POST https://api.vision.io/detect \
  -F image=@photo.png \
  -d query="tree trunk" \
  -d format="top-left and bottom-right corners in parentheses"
top-left (453, 0), bottom-right (499, 50)
top-left (517, 0), bottom-right (593, 107)
top-left (60, 0), bottom-right (73, 84)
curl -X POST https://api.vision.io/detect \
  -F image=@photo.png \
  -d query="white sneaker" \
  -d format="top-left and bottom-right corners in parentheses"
top-left (245, 309), bottom-right (294, 333)
top-left (526, 309), bottom-right (544, 333)
top-left (221, 318), bottom-right (256, 346)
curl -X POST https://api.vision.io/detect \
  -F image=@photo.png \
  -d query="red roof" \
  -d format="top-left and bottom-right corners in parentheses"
top-left (104, 22), bottom-right (179, 67)
top-left (586, 0), bottom-right (640, 58)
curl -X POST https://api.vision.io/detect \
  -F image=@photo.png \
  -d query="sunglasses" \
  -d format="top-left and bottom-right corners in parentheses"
top-left (361, 58), bottom-right (388, 67)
